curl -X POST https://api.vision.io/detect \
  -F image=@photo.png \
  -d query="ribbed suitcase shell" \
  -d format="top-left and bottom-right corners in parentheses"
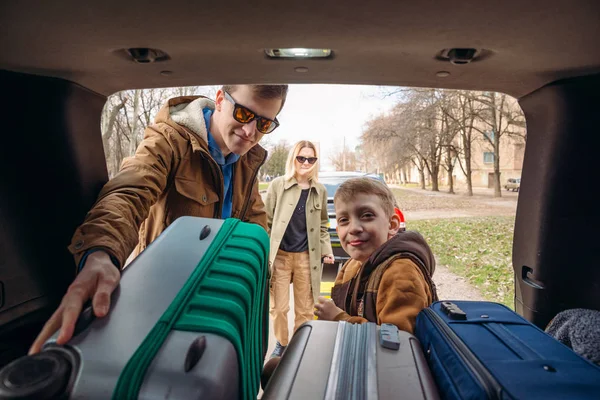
top-left (0, 217), bottom-right (269, 400)
top-left (262, 320), bottom-right (440, 400)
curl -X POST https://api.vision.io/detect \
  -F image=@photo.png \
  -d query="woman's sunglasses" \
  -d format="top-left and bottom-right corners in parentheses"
top-left (296, 156), bottom-right (318, 164)
top-left (224, 91), bottom-right (280, 134)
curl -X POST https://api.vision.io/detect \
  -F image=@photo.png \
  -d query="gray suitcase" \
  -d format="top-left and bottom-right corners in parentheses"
top-left (0, 217), bottom-right (270, 400)
top-left (262, 320), bottom-right (440, 400)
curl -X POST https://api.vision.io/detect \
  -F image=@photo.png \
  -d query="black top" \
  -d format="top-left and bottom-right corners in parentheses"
top-left (279, 189), bottom-right (309, 253)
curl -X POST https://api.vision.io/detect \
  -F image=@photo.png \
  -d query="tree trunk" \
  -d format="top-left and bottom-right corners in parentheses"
top-left (465, 173), bottom-right (473, 196)
top-left (464, 141), bottom-right (473, 196)
top-left (414, 158), bottom-right (426, 189)
top-left (461, 96), bottom-right (476, 196)
top-left (430, 164), bottom-right (439, 191)
top-left (446, 147), bottom-right (455, 194)
top-left (494, 150), bottom-right (502, 197)
top-left (102, 101), bottom-right (126, 163)
top-left (113, 125), bottom-right (124, 177)
top-left (492, 93), bottom-right (502, 197)
top-left (128, 90), bottom-right (142, 156)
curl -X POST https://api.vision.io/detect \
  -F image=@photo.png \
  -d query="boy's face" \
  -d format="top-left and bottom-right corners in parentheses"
top-left (335, 193), bottom-right (400, 263)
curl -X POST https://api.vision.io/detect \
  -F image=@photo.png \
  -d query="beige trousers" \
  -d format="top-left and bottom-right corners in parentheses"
top-left (269, 249), bottom-right (314, 346)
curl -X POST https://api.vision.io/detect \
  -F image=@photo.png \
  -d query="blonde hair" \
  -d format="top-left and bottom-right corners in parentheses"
top-left (284, 141), bottom-right (319, 182)
top-left (334, 177), bottom-right (395, 217)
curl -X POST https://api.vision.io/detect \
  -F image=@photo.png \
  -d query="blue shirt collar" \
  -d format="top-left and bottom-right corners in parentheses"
top-left (203, 107), bottom-right (240, 166)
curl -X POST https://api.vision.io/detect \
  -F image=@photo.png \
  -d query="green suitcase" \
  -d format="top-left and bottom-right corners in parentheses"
top-left (0, 217), bottom-right (270, 400)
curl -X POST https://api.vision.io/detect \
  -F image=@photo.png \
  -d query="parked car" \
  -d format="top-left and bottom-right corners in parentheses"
top-left (319, 171), bottom-right (387, 268)
top-left (505, 178), bottom-right (521, 192)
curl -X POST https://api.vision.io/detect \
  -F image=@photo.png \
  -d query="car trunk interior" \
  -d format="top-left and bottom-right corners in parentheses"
top-left (1, 0), bottom-right (600, 368)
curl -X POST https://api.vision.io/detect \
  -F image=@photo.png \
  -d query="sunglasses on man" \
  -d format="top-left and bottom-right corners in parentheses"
top-left (224, 92), bottom-right (280, 134)
top-left (296, 156), bottom-right (318, 164)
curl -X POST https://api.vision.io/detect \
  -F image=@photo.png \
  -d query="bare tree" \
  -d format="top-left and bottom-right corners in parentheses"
top-left (361, 102), bottom-right (431, 188)
top-left (101, 96), bottom-right (127, 168)
top-left (439, 91), bottom-right (481, 196)
top-left (101, 85), bottom-right (221, 177)
top-left (126, 90), bottom-right (142, 155)
top-left (467, 92), bottom-right (526, 197)
top-left (441, 112), bottom-right (458, 194)
top-left (435, 90), bottom-right (475, 194)
top-left (361, 113), bottom-right (413, 179)
top-left (140, 88), bottom-right (167, 127)
top-left (329, 146), bottom-right (358, 171)
top-left (368, 88), bottom-right (525, 196)
top-left (394, 89), bottom-right (445, 191)
top-left (261, 141), bottom-right (290, 178)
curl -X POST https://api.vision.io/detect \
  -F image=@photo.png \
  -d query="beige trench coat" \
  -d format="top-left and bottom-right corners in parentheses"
top-left (265, 176), bottom-right (333, 303)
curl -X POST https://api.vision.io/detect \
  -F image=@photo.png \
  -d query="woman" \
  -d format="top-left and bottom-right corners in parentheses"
top-left (265, 140), bottom-right (334, 358)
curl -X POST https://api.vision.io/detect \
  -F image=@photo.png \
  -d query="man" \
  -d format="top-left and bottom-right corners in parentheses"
top-left (29, 84), bottom-right (288, 353)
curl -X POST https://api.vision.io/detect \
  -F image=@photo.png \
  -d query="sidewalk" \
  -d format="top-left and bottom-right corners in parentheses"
top-left (389, 184), bottom-right (519, 200)
top-left (392, 184), bottom-right (518, 216)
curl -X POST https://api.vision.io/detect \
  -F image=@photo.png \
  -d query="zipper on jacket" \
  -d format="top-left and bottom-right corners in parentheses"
top-left (199, 151), bottom-right (223, 219)
top-left (213, 163), bottom-right (223, 219)
top-left (240, 150), bottom-right (268, 221)
top-left (178, 124), bottom-right (223, 218)
top-left (423, 308), bottom-right (502, 400)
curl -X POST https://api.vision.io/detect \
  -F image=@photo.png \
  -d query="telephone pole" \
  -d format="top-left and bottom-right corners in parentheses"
top-left (342, 136), bottom-right (346, 171)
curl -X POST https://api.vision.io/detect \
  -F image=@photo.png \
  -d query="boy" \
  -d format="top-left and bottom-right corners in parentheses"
top-left (260, 177), bottom-right (438, 389)
top-left (314, 177), bottom-right (438, 333)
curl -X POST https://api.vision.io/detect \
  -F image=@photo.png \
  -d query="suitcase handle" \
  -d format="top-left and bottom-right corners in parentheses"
top-left (441, 302), bottom-right (467, 320)
top-left (73, 302), bottom-right (96, 337)
top-left (380, 323), bottom-right (401, 350)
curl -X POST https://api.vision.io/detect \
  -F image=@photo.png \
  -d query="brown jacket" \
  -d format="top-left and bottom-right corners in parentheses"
top-left (68, 96), bottom-right (267, 269)
top-left (330, 231), bottom-right (438, 333)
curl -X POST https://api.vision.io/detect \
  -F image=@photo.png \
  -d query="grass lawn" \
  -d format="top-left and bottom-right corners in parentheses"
top-left (259, 182), bottom-right (270, 191)
top-left (408, 216), bottom-right (516, 309)
top-left (398, 182), bottom-right (421, 189)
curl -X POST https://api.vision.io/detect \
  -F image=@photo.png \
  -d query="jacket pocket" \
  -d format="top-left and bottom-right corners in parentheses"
top-left (174, 176), bottom-right (219, 205)
top-left (311, 192), bottom-right (322, 211)
top-left (331, 282), bottom-right (350, 312)
top-left (165, 177), bottom-right (219, 224)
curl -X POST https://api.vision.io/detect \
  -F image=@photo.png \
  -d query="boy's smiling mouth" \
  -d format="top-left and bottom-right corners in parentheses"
top-left (348, 239), bottom-right (367, 246)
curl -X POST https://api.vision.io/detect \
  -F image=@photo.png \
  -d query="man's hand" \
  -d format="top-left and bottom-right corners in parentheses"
top-left (29, 251), bottom-right (120, 354)
top-left (314, 296), bottom-right (344, 321)
top-left (322, 254), bottom-right (335, 264)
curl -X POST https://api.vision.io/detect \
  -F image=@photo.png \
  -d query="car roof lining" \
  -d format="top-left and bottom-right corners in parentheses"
top-left (1, 1), bottom-right (599, 98)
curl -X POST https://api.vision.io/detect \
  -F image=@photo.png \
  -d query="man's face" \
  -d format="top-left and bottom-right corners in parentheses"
top-left (213, 86), bottom-right (282, 156)
top-left (335, 193), bottom-right (399, 263)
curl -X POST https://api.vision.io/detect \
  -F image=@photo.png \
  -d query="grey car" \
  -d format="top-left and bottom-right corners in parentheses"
top-left (505, 178), bottom-right (521, 192)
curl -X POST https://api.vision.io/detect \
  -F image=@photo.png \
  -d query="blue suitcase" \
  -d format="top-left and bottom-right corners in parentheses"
top-left (415, 301), bottom-right (600, 400)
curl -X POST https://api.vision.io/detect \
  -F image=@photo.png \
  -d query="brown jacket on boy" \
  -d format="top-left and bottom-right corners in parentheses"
top-left (330, 231), bottom-right (438, 333)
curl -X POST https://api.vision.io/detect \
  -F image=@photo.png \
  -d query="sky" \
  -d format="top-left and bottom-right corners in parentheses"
top-left (257, 84), bottom-right (399, 171)
top-left (135, 83), bottom-right (401, 171)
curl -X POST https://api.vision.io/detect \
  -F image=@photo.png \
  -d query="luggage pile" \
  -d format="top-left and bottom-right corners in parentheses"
top-left (1, 217), bottom-right (600, 399)
top-left (263, 300), bottom-right (600, 399)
